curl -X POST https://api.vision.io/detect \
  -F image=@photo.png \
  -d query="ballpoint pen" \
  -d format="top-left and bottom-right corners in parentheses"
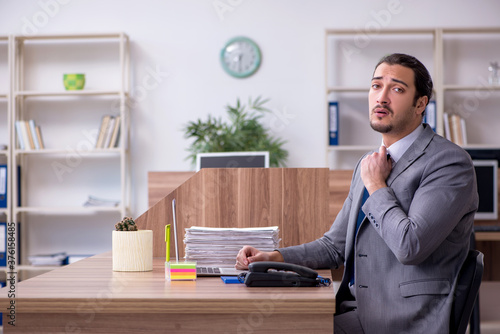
top-left (165, 224), bottom-right (171, 280)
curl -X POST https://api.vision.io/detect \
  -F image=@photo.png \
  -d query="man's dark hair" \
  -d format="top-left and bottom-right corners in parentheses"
top-left (375, 53), bottom-right (433, 108)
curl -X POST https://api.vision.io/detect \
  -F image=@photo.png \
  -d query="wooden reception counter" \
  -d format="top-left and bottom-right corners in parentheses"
top-left (0, 252), bottom-right (336, 333)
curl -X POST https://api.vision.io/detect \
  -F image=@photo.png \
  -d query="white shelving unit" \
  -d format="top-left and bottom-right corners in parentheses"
top-left (440, 28), bottom-right (500, 150)
top-left (0, 35), bottom-right (12, 231)
top-left (325, 27), bottom-right (500, 169)
top-left (0, 35), bottom-right (12, 296)
top-left (9, 33), bottom-right (130, 272)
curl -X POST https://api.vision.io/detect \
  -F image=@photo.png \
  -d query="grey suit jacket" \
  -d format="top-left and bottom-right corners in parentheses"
top-left (279, 125), bottom-right (478, 334)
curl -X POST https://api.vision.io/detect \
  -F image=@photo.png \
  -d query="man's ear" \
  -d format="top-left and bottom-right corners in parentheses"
top-left (415, 96), bottom-right (428, 116)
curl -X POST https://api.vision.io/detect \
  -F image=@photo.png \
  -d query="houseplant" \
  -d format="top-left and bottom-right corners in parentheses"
top-left (183, 96), bottom-right (288, 167)
top-left (112, 217), bottom-right (153, 272)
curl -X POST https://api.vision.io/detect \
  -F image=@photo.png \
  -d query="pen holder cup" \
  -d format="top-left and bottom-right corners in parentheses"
top-left (112, 230), bottom-right (153, 271)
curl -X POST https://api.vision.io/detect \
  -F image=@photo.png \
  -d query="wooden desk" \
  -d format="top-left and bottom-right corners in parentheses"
top-left (475, 232), bottom-right (500, 241)
top-left (0, 252), bottom-right (335, 333)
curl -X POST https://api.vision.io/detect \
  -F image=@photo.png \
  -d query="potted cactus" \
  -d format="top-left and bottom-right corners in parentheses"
top-left (112, 217), bottom-right (153, 272)
top-left (114, 217), bottom-right (138, 231)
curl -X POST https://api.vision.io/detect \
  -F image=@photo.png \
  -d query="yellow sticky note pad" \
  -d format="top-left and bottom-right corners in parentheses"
top-left (167, 262), bottom-right (197, 281)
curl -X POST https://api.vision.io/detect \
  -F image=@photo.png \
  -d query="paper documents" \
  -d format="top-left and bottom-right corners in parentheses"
top-left (83, 195), bottom-right (120, 207)
top-left (184, 226), bottom-right (281, 267)
top-left (28, 252), bottom-right (67, 266)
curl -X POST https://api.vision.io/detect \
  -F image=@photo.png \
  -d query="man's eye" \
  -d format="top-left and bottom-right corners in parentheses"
top-left (394, 87), bottom-right (404, 93)
top-left (371, 84), bottom-right (380, 89)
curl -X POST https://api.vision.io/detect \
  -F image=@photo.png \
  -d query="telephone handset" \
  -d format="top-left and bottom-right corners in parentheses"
top-left (239, 261), bottom-right (331, 287)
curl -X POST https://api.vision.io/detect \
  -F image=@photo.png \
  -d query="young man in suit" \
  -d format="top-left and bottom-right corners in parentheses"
top-left (235, 53), bottom-right (479, 333)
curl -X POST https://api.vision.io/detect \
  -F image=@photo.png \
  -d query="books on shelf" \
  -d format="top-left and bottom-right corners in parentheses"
top-left (95, 115), bottom-right (121, 149)
top-left (15, 120), bottom-right (45, 150)
top-left (183, 226), bottom-right (281, 267)
top-left (443, 112), bottom-right (467, 146)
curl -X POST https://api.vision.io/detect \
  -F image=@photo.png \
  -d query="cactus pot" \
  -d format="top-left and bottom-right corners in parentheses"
top-left (112, 230), bottom-right (153, 271)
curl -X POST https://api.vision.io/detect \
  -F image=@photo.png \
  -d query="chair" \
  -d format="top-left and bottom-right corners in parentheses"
top-left (469, 232), bottom-right (481, 334)
top-left (450, 249), bottom-right (484, 334)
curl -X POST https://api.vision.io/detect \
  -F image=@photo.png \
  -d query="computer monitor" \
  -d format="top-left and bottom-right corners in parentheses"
top-left (196, 151), bottom-right (269, 172)
top-left (473, 159), bottom-right (498, 220)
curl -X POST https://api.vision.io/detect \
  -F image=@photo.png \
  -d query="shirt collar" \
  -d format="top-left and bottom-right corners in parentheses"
top-left (383, 124), bottom-right (425, 164)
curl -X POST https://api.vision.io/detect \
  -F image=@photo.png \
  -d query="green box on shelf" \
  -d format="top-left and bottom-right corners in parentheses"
top-left (63, 73), bottom-right (85, 90)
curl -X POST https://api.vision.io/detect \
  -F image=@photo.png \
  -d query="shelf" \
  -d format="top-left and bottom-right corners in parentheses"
top-left (443, 85), bottom-right (500, 91)
top-left (0, 265), bottom-right (62, 271)
top-left (15, 32), bottom-right (128, 42)
top-left (326, 28), bottom-right (435, 35)
top-left (14, 206), bottom-right (123, 215)
top-left (0, 149), bottom-right (8, 155)
top-left (327, 86), bottom-right (369, 93)
top-left (15, 90), bottom-right (127, 97)
top-left (328, 145), bottom-right (376, 152)
top-left (442, 27), bottom-right (500, 34)
top-left (0, 94), bottom-right (8, 99)
top-left (14, 148), bottom-right (122, 156)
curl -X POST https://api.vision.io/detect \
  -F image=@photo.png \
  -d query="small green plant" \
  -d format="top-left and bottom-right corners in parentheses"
top-left (115, 216), bottom-right (138, 231)
top-left (183, 96), bottom-right (288, 167)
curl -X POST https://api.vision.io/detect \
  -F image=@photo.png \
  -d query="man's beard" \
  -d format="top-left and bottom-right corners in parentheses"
top-left (370, 121), bottom-right (392, 133)
top-left (370, 105), bottom-right (393, 133)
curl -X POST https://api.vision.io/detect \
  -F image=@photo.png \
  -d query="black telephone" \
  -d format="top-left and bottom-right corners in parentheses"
top-left (240, 261), bottom-right (331, 287)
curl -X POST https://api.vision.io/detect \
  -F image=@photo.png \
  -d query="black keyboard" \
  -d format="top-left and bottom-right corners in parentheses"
top-left (197, 267), bottom-right (221, 274)
top-left (474, 225), bottom-right (500, 232)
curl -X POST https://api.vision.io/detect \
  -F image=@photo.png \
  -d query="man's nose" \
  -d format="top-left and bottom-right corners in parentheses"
top-left (377, 88), bottom-right (390, 105)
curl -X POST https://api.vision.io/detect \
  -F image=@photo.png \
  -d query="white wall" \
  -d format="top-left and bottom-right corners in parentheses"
top-left (1, 0), bottom-right (499, 255)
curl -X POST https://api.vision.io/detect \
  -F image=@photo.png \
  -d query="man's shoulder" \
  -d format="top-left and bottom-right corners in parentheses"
top-left (426, 133), bottom-right (473, 164)
top-left (428, 131), bottom-right (467, 152)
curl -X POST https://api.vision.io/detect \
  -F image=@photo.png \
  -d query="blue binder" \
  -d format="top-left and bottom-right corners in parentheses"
top-left (0, 222), bottom-right (20, 267)
top-left (423, 100), bottom-right (436, 132)
top-left (0, 222), bottom-right (6, 267)
top-left (0, 165), bottom-right (6, 208)
top-left (328, 101), bottom-right (339, 145)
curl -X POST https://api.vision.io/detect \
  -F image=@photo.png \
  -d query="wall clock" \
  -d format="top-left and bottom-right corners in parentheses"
top-left (220, 36), bottom-right (261, 78)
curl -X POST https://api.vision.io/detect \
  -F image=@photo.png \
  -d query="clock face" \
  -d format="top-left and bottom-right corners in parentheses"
top-left (220, 37), bottom-right (261, 78)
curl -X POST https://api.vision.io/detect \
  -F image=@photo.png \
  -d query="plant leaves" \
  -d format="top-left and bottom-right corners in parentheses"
top-left (183, 96), bottom-right (288, 167)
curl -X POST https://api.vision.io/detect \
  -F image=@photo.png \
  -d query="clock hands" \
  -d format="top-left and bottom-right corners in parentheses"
top-left (221, 37), bottom-right (261, 77)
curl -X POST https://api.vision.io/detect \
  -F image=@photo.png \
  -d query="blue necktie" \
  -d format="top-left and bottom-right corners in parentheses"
top-left (349, 187), bottom-right (369, 285)
top-left (355, 187), bottom-right (370, 234)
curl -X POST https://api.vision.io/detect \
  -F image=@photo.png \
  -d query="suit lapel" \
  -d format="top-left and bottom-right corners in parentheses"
top-left (344, 168), bottom-right (367, 264)
top-left (387, 125), bottom-right (435, 186)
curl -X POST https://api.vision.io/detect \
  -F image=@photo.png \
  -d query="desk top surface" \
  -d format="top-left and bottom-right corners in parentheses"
top-left (0, 252), bottom-right (336, 314)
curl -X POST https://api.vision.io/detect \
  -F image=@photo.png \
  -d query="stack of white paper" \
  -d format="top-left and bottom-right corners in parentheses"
top-left (183, 226), bottom-right (281, 267)
top-left (28, 252), bottom-right (67, 266)
top-left (83, 195), bottom-right (120, 207)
